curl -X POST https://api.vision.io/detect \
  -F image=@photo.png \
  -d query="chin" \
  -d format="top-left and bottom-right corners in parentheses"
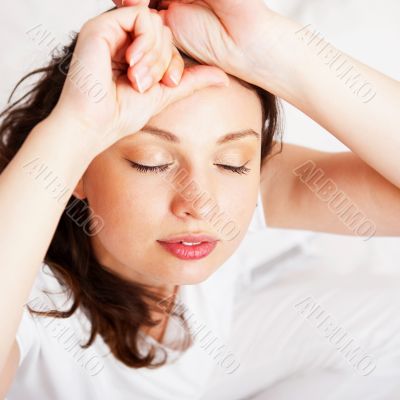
top-left (158, 259), bottom-right (221, 286)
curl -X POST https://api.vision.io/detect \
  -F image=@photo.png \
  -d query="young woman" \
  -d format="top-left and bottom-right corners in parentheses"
top-left (1, 1), bottom-right (400, 399)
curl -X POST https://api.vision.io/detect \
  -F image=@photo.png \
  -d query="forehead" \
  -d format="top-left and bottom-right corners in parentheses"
top-left (147, 76), bottom-right (263, 139)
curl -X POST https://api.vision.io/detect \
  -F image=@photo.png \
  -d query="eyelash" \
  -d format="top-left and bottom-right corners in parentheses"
top-left (215, 163), bottom-right (251, 175)
top-left (129, 161), bottom-right (251, 175)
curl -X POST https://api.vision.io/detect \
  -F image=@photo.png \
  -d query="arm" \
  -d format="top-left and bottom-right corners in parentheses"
top-left (261, 143), bottom-right (400, 237)
top-left (0, 4), bottom-right (226, 379)
top-left (254, 18), bottom-right (400, 191)
top-left (252, 18), bottom-right (400, 236)
top-left (0, 341), bottom-right (19, 398)
top-left (156, 0), bottom-right (400, 233)
top-left (0, 117), bottom-right (93, 372)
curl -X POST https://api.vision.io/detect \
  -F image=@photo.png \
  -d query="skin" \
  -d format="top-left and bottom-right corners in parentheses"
top-left (115, 0), bottom-right (400, 237)
top-left (73, 74), bottom-right (262, 296)
top-left (2, 1), bottom-right (400, 393)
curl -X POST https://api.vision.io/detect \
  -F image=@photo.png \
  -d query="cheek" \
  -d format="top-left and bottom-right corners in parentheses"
top-left (81, 156), bottom-right (260, 267)
top-left (221, 185), bottom-right (259, 239)
top-left (82, 165), bottom-right (165, 243)
top-left (219, 171), bottom-right (260, 226)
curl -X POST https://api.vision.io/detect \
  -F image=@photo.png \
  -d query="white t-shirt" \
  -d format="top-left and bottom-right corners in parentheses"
top-left (6, 192), bottom-right (267, 400)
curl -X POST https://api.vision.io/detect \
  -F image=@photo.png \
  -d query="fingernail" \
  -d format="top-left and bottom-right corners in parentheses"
top-left (136, 75), bottom-right (153, 93)
top-left (170, 70), bottom-right (180, 86)
top-left (133, 65), bottom-right (149, 93)
top-left (135, 68), bottom-right (153, 93)
top-left (130, 51), bottom-right (144, 67)
top-left (133, 64), bottom-right (149, 81)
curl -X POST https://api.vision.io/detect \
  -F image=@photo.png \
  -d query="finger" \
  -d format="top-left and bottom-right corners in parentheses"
top-left (128, 13), bottom-right (171, 92)
top-left (83, 6), bottom-right (156, 57)
top-left (125, 7), bottom-right (155, 67)
top-left (75, 6), bottom-right (154, 90)
top-left (159, 65), bottom-right (230, 109)
top-left (127, 35), bottom-right (170, 93)
top-left (156, 5), bottom-right (188, 50)
top-left (161, 46), bottom-right (184, 87)
top-left (150, 23), bottom-right (174, 84)
top-left (149, 26), bottom-right (173, 85)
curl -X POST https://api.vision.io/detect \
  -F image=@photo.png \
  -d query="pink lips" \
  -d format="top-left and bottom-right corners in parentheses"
top-left (157, 234), bottom-right (219, 260)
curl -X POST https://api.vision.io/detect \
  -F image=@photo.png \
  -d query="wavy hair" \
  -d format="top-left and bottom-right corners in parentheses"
top-left (0, 7), bottom-right (281, 369)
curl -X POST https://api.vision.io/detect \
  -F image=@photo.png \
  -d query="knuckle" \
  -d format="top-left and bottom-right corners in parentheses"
top-left (81, 18), bottom-right (98, 34)
top-left (143, 34), bottom-right (155, 51)
top-left (153, 63), bottom-right (165, 80)
top-left (145, 50), bottom-right (158, 66)
top-left (149, 15), bottom-right (162, 32)
top-left (163, 26), bottom-right (173, 43)
top-left (151, 12), bottom-right (163, 25)
top-left (138, 4), bottom-right (149, 14)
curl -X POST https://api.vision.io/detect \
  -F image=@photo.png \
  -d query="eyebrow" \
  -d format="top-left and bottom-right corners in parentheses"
top-left (137, 125), bottom-right (260, 145)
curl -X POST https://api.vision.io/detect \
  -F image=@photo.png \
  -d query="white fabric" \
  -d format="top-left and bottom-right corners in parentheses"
top-left (203, 255), bottom-right (400, 400)
top-left (6, 192), bottom-right (267, 400)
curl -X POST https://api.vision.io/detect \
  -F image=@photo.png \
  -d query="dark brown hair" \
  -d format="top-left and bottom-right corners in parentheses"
top-left (0, 9), bottom-right (281, 369)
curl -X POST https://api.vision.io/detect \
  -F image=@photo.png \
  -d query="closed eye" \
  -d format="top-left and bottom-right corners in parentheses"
top-left (127, 160), bottom-right (251, 175)
top-left (127, 161), bottom-right (173, 173)
top-left (214, 162), bottom-right (251, 175)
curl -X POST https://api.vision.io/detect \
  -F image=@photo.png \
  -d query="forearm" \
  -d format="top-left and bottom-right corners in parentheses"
top-left (253, 15), bottom-right (400, 188)
top-left (0, 116), bottom-right (94, 369)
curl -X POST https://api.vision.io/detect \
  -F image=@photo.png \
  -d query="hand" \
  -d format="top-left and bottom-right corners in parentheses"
top-left (50, 5), bottom-right (228, 157)
top-left (149, 0), bottom-right (287, 89)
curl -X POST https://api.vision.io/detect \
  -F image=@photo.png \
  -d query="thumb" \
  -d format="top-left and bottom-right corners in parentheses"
top-left (159, 65), bottom-right (230, 110)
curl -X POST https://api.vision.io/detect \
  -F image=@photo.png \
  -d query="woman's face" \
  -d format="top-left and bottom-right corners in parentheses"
top-left (74, 76), bottom-right (263, 290)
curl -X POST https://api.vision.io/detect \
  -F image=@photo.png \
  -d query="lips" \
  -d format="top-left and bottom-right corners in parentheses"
top-left (157, 234), bottom-right (219, 260)
top-left (157, 241), bottom-right (218, 260)
top-left (159, 234), bottom-right (218, 244)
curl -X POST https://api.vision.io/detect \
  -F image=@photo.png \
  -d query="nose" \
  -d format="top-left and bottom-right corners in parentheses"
top-left (168, 167), bottom-right (217, 221)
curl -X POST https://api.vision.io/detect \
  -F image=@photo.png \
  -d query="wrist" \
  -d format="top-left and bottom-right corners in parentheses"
top-left (13, 115), bottom-right (98, 207)
top-left (238, 12), bottom-right (309, 103)
top-left (44, 107), bottom-right (103, 162)
top-left (39, 111), bottom-right (99, 167)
